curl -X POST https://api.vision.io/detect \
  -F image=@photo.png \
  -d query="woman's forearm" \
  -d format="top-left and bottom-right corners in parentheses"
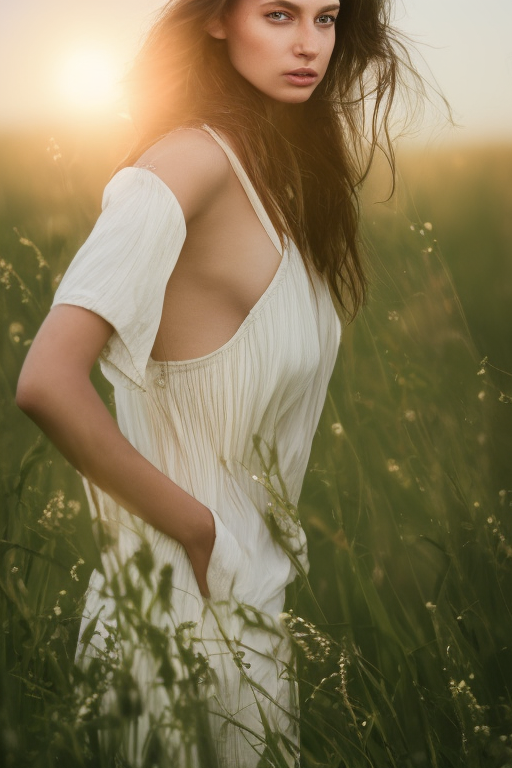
top-left (16, 305), bottom-right (215, 594)
top-left (17, 372), bottom-right (215, 595)
top-left (17, 371), bottom-right (213, 550)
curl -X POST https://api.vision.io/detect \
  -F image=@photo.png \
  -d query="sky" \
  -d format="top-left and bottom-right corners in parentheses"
top-left (1, 0), bottom-right (511, 145)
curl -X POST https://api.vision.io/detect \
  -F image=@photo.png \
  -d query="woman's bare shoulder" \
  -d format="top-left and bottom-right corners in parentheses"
top-left (134, 128), bottom-right (231, 220)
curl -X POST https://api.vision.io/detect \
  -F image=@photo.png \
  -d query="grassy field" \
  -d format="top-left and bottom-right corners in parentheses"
top-left (1, 127), bottom-right (511, 767)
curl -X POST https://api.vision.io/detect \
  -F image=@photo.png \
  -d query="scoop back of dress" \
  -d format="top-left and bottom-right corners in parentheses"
top-left (52, 126), bottom-right (341, 767)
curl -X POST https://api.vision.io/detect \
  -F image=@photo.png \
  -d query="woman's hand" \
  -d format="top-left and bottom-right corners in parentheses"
top-left (184, 509), bottom-right (216, 598)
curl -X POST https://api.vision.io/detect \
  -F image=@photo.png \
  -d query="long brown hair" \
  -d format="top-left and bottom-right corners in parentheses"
top-left (122, 0), bottom-right (422, 319)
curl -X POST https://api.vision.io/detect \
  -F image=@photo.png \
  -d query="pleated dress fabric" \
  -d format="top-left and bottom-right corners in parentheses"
top-left (52, 126), bottom-right (342, 767)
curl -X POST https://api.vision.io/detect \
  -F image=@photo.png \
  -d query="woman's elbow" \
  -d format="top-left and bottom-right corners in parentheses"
top-left (16, 354), bottom-right (60, 419)
top-left (16, 305), bottom-right (108, 417)
top-left (16, 363), bottom-right (45, 417)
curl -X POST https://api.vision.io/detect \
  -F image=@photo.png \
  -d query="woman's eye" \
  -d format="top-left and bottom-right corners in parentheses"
top-left (266, 11), bottom-right (291, 21)
top-left (316, 14), bottom-right (337, 24)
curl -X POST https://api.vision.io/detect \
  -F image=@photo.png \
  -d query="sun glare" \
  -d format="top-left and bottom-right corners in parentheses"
top-left (57, 48), bottom-right (122, 113)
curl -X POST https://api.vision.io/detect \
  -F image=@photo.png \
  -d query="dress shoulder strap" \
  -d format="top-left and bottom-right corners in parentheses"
top-left (200, 124), bottom-right (283, 255)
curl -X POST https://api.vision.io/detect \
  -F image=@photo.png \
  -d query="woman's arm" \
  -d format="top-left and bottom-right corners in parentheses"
top-left (16, 304), bottom-right (214, 595)
top-left (16, 130), bottom-right (232, 597)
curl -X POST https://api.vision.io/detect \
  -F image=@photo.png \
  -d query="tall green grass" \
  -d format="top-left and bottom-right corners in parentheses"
top-left (1, 130), bottom-right (511, 767)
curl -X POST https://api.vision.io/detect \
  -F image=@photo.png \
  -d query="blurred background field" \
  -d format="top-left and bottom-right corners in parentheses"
top-left (1, 125), bottom-right (511, 767)
top-left (2, 0), bottom-right (512, 763)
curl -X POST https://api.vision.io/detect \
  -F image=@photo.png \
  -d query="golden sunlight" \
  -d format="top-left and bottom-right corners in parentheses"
top-left (57, 47), bottom-right (122, 113)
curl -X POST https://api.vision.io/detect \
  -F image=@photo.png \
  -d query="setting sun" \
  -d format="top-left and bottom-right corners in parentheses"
top-left (57, 48), bottom-right (122, 113)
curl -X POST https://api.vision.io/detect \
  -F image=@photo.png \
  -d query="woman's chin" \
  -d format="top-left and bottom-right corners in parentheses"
top-left (265, 88), bottom-right (316, 106)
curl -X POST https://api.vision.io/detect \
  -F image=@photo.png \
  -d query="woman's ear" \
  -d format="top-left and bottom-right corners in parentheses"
top-left (205, 17), bottom-right (228, 40)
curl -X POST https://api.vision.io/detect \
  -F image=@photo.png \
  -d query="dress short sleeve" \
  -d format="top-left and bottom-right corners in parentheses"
top-left (52, 167), bottom-right (187, 391)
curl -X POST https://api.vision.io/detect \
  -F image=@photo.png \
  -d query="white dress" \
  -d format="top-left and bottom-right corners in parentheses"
top-left (52, 126), bottom-right (341, 767)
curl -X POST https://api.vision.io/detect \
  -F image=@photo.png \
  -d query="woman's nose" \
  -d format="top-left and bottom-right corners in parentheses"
top-left (293, 23), bottom-right (319, 58)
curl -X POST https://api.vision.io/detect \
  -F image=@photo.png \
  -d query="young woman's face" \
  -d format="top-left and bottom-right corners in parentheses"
top-left (210, 0), bottom-right (340, 103)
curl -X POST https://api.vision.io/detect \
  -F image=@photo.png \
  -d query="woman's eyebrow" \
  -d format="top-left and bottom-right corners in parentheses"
top-left (260, 1), bottom-right (341, 14)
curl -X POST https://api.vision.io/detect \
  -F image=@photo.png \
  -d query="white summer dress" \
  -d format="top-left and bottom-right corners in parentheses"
top-left (52, 126), bottom-right (341, 768)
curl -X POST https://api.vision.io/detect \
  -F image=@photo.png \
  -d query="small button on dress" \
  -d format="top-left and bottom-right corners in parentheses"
top-left (52, 126), bottom-right (342, 767)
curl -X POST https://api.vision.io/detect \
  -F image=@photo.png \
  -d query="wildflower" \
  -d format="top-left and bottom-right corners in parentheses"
top-left (0, 259), bottom-right (14, 289)
top-left (59, 590), bottom-right (67, 596)
top-left (9, 322), bottom-right (24, 343)
top-left (478, 391), bottom-right (486, 401)
top-left (424, 222), bottom-right (433, 231)
top-left (66, 499), bottom-right (81, 517)
top-left (336, 650), bottom-right (350, 697)
top-left (38, 490), bottom-right (66, 530)
top-left (387, 459), bottom-right (399, 473)
top-left (425, 602), bottom-right (436, 611)
top-left (282, 611), bottom-right (333, 663)
top-left (70, 557), bottom-right (85, 581)
top-left (331, 422), bottom-right (344, 436)
top-left (14, 228), bottom-right (49, 270)
top-left (11, 566), bottom-right (19, 574)
top-left (53, 605), bottom-right (62, 616)
top-left (404, 410), bottom-right (416, 422)
top-left (387, 310), bottom-right (399, 321)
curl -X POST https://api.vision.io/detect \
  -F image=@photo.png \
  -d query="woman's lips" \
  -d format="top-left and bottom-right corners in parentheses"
top-left (284, 69), bottom-right (318, 86)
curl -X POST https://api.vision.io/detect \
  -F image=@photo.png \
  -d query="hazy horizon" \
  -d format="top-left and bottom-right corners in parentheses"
top-left (1, 0), bottom-right (511, 146)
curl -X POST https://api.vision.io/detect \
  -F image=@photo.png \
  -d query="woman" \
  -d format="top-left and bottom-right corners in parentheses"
top-left (17, 0), bottom-right (412, 764)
